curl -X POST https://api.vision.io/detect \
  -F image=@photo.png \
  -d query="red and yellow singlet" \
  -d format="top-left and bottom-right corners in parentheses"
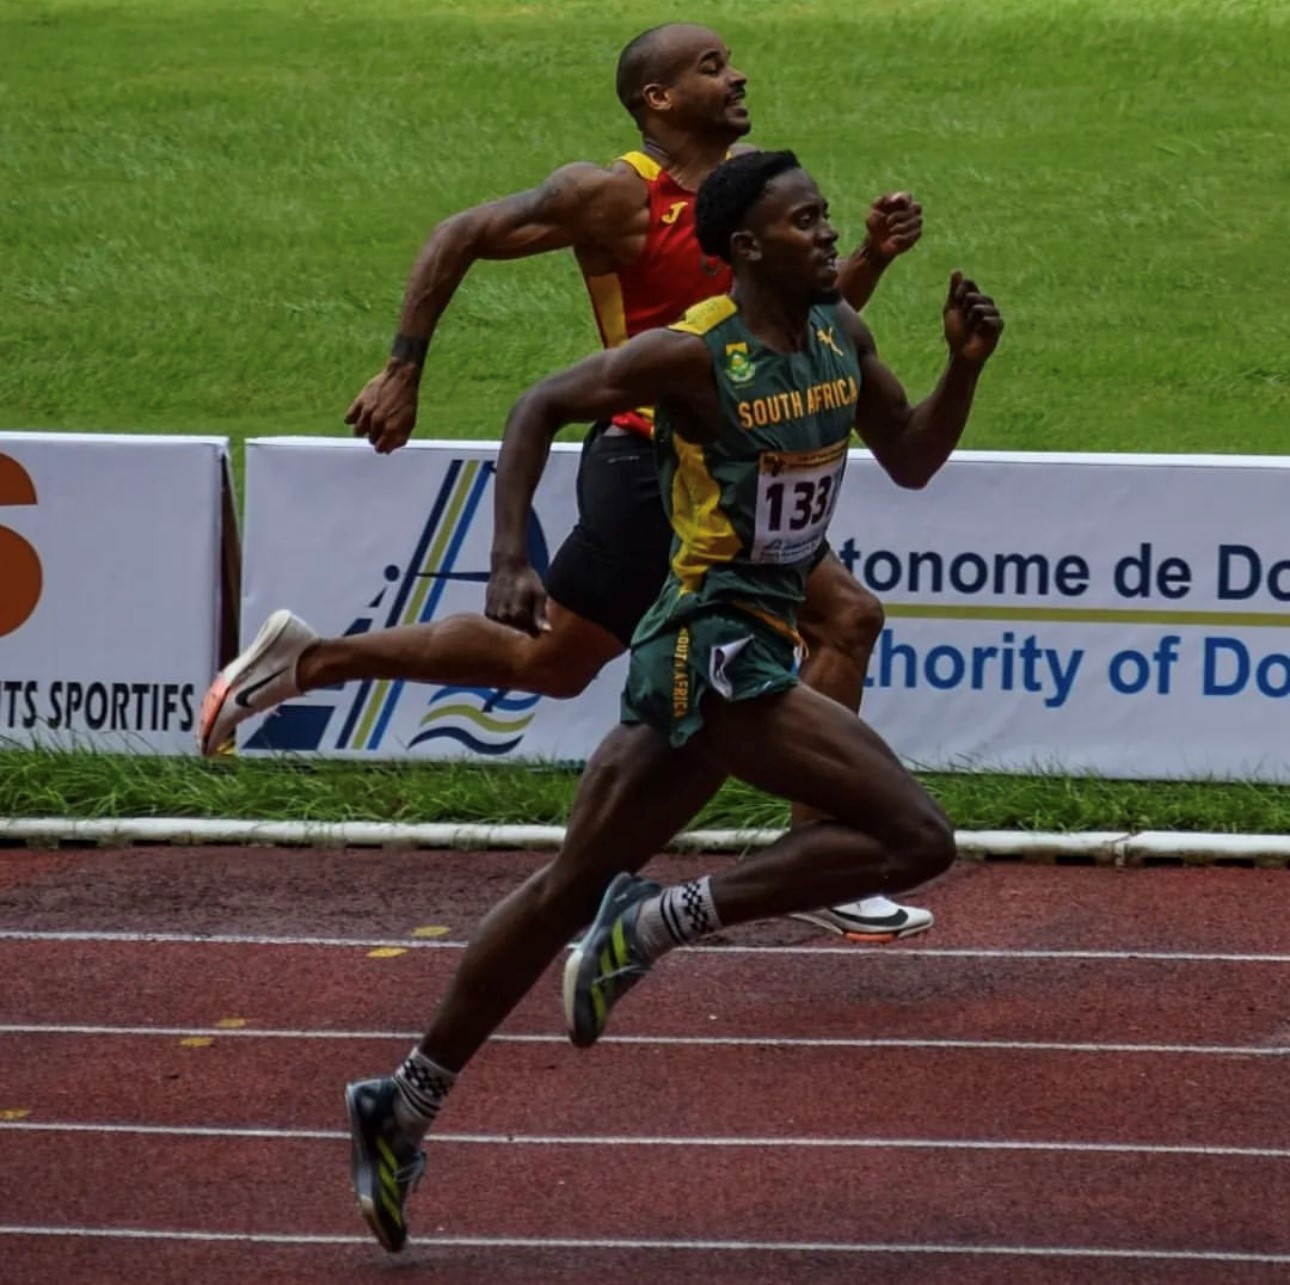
top-left (581, 151), bottom-right (733, 437)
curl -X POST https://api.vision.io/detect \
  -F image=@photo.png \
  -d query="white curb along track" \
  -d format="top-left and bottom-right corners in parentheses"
top-left (1, 818), bottom-right (1288, 865)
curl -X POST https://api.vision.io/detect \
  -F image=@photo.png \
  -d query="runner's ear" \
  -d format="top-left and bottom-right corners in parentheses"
top-left (641, 81), bottom-right (672, 114)
top-left (730, 228), bottom-right (759, 265)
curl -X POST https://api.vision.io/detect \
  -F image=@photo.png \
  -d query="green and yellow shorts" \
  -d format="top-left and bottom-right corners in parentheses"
top-left (621, 606), bottom-right (803, 748)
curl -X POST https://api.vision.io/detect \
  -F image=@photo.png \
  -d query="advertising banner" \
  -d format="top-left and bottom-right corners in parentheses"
top-left (240, 440), bottom-right (1290, 781)
top-left (840, 452), bottom-right (1290, 781)
top-left (0, 432), bottom-right (228, 754)
top-left (239, 438), bottom-right (621, 762)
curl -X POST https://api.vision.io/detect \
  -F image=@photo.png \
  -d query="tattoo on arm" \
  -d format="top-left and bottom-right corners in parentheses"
top-left (473, 163), bottom-right (617, 260)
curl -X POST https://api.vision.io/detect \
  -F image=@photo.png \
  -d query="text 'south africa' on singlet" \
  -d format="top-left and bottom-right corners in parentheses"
top-left (581, 151), bottom-right (733, 437)
top-left (645, 296), bottom-right (862, 635)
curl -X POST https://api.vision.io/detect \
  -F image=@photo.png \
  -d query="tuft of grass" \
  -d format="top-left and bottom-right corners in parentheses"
top-left (6, 747), bottom-right (1290, 835)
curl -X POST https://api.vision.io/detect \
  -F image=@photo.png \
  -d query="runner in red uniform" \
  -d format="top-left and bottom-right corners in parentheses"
top-left (200, 23), bottom-right (933, 942)
top-left (585, 149), bottom-right (733, 356)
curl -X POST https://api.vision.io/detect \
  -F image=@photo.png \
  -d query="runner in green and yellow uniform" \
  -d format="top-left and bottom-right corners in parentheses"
top-left (343, 151), bottom-right (1005, 1253)
top-left (627, 291), bottom-right (862, 744)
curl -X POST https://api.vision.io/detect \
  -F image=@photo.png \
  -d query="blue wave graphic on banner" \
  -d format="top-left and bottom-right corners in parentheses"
top-left (249, 455), bottom-right (551, 757)
top-left (426, 687), bottom-right (541, 713)
top-left (407, 727), bottom-right (526, 755)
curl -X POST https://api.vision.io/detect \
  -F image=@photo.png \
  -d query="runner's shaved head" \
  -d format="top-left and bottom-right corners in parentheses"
top-left (616, 23), bottom-right (724, 123)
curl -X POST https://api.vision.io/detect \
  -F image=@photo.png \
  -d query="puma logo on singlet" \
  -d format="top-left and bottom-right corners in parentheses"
top-left (660, 200), bottom-right (687, 225)
top-left (816, 326), bottom-right (844, 357)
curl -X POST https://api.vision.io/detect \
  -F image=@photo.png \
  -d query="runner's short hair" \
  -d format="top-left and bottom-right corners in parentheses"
top-left (695, 150), bottom-right (801, 263)
top-left (616, 26), bottom-right (677, 123)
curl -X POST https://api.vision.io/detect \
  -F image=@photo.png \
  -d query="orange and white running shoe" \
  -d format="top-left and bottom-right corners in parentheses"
top-left (197, 609), bottom-right (317, 756)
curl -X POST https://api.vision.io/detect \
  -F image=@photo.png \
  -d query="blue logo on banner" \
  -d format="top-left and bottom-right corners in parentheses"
top-left (248, 458), bottom-right (548, 754)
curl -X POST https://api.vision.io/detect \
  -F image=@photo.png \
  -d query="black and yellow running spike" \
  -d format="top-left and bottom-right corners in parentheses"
top-left (345, 1078), bottom-right (426, 1253)
top-left (563, 872), bottom-right (659, 1049)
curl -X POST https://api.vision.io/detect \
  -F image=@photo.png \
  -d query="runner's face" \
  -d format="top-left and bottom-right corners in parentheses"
top-left (746, 171), bottom-right (841, 304)
top-left (664, 36), bottom-right (750, 136)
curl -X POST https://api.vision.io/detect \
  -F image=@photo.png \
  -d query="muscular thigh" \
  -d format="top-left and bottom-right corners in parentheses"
top-left (552, 722), bottom-right (726, 883)
top-left (798, 546), bottom-right (882, 650)
top-left (700, 684), bottom-right (942, 841)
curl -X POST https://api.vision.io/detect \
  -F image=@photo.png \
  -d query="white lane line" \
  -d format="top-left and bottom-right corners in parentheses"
top-left (1, 928), bottom-right (1288, 964)
top-left (4, 1120), bottom-right (1289, 1160)
top-left (0, 1022), bottom-right (1285, 1056)
top-left (0, 1226), bottom-right (1287, 1263)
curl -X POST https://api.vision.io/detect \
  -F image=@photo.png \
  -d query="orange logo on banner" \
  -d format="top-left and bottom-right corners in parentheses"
top-left (0, 455), bottom-right (43, 637)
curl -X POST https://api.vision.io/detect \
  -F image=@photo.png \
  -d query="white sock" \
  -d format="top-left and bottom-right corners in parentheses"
top-left (634, 876), bottom-right (722, 962)
top-left (392, 1046), bottom-right (457, 1141)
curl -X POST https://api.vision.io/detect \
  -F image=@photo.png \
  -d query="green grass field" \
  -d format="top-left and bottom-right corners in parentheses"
top-left (3, 0), bottom-right (1286, 453)
top-left (3, 0), bottom-right (1289, 828)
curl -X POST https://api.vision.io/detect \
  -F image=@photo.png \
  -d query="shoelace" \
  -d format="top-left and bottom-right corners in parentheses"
top-left (394, 1150), bottom-right (427, 1192)
top-left (595, 960), bottom-right (649, 990)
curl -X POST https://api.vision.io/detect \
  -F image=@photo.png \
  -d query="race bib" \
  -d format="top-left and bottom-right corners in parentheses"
top-left (751, 441), bottom-right (847, 564)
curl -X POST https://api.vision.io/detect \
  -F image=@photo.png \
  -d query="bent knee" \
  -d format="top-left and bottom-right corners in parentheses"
top-left (512, 650), bottom-right (602, 700)
top-left (530, 664), bottom-right (597, 700)
top-left (889, 809), bottom-right (956, 883)
top-left (526, 860), bottom-right (603, 930)
top-left (837, 586), bottom-right (885, 650)
top-left (511, 614), bottom-right (624, 699)
top-left (808, 583), bottom-right (885, 656)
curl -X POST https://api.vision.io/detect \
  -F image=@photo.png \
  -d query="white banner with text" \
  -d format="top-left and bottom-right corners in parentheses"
top-left (239, 440), bottom-right (1290, 781)
top-left (0, 432), bottom-right (229, 753)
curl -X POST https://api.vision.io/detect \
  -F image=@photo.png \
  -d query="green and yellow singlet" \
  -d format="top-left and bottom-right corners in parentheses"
top-left (641, 294), bottom-right (862, 640)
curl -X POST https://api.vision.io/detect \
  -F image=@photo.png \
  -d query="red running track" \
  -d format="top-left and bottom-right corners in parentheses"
top-left (0, 846), bottom-right (1288, 1283)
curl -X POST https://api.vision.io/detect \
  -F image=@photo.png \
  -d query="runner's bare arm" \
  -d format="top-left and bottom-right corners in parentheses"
top-left (492, 327), bottom-right (709, 568)
top-left (486, 330), bottom-right (711, 636)
top-left (394, 163), bottom-right (639, 339)
top-left (837, 192), bottom-right (923, 312)
top-left (839, 272), bottom-right (1003, 488)
top-left (345, 163), bottom-right (640, 455)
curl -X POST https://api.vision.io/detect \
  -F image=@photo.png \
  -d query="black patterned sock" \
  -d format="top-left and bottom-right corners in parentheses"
top-left (392, 1047), bottom-right (457, 1140)
top-left (634, 876), bottom-right (722, 962)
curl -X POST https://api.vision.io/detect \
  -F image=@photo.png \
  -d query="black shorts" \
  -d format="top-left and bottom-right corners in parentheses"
top-left (544, 424), bottom-right (835, 647)
top-left (545, 423), bottom-right (672, 647)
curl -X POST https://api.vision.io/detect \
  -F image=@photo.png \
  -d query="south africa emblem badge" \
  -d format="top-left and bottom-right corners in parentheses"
top-left (725, 341), bottom-right (756, 385)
